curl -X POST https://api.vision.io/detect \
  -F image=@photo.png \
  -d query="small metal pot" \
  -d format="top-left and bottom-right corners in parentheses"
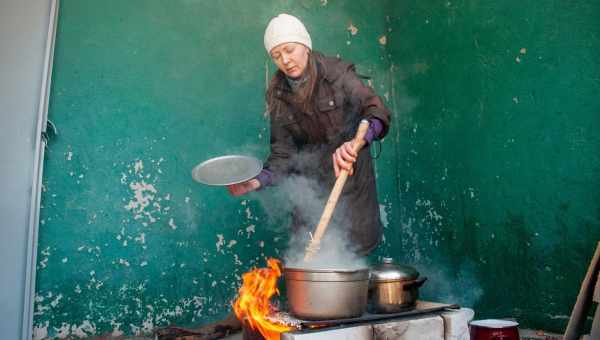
top-left (284, 267), bottom-right (370, 320)
top-left (369, 258), bottom-right (427, 313)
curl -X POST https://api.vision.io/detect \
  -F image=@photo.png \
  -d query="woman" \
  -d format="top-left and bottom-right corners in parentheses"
top-left (161, 14), bottom-right (393, 338)
top-left (229, 13), bottom-right (391, 256)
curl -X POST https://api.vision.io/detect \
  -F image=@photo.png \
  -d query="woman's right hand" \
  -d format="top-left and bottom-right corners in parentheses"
top-left (227, 179), bottom-right (261, 196)
top-left (332, 140), bottom-right (358, 177)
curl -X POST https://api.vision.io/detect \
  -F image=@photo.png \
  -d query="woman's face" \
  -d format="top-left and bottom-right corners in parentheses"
top-left (270, 42), bottom-right (310, 79)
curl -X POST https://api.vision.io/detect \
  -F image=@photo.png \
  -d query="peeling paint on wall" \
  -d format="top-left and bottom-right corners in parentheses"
top-left (347, 23), bottom-right (359, 36)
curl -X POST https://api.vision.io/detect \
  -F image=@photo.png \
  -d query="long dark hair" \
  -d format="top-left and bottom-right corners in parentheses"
top-left (266, 51), bottom-right (319, 116)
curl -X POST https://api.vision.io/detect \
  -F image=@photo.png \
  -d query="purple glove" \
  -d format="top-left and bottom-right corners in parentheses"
top-left (364, 118), bottom-right (384, 144)
top-left (254, 168), bottom-right (274, 188)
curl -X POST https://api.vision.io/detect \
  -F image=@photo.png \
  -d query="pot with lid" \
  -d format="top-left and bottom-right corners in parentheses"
top-left (369, 257), bottom-right (427, 313)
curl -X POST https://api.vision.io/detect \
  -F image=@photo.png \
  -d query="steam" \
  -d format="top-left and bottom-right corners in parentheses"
top-left (284, 224), bottom-right (367, 270)
top-left (257, 169), bottom-right (367, 270)
top-left (418, 260), bottom-right (483, 308)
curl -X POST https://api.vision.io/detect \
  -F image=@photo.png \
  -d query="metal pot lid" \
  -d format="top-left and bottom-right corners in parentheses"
top-left (370, 257), bottom-right (419, 282)
top-left (191, 155), bottom-right (262, 186)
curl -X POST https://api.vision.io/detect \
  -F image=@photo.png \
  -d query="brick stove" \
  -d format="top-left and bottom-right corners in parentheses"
top-left (242, 301), bottom-right (474, 340)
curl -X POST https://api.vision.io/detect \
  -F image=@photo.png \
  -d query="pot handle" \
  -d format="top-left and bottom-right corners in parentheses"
top-left (403, 276), bottom-right (427, 290)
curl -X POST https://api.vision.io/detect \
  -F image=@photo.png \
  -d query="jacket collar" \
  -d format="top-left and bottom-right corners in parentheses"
top-left (272, 72), bottom-right (294, 101)
top-left (313, 51), bottom-right (347, 82)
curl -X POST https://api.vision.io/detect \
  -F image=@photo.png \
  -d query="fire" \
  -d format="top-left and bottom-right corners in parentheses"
top-left (233, 258), bottom-right (292, 340)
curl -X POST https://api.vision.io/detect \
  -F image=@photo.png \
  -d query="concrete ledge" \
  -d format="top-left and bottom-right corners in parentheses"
top-left (373, 314), bottom-right (444, 340)
top-left (519, 329), bottom-right (563, 340)
top-left (441, 308), bottom-right (474, 340)
top-left (282, 324), bottom-right (373, 340)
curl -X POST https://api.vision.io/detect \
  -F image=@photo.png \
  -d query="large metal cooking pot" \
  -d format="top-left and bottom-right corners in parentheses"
top-left (369, 257), bottom-right (427, 313)
top-left (283, 267), bottom-right (370, 320)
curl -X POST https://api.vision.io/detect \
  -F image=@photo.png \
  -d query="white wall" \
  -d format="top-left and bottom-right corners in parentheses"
top-left (0, 1), bottom-right (54, 339)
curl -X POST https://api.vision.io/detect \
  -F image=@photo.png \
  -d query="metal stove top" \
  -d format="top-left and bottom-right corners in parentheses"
top-left (269, 301), bottom-right (459, 331)
top-left (298, 302), bottom-right (459, 328)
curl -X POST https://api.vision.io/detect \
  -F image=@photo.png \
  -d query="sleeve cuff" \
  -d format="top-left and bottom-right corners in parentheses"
top-left (363, 118), bottom-right (384, 144)
top-left (254, 169), bottom-right (274, 189)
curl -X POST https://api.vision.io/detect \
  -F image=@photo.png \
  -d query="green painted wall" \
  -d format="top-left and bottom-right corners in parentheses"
top-left (385, 0), bottom-right (600, 333)
top-left (34, 1), bottom-right (393, 338)
top-left (34, 0), bottom-right (600, 337)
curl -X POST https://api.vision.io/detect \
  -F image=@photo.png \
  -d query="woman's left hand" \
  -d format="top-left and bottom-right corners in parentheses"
top-left (332, 141), bottom-right (358, 177)
top-left (227, 179), bottom-right (260, 196)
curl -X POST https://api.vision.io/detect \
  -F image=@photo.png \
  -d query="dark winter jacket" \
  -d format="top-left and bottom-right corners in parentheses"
top-left (264, 51), bottom-right (392, 254)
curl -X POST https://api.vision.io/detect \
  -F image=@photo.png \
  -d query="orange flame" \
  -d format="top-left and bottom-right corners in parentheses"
top-left (233, 258), bottom-right (292, 340)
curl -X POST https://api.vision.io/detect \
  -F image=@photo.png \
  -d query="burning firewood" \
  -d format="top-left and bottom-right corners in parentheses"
top-left (155, 258), bottom-right (295, 340)
top-left (233, 258), bottom-right (295, 340)
top-left (154, 312), bottom-right (241, 339)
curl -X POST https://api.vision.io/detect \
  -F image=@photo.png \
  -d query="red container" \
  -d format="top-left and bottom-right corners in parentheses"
top-left (470, 319), bottom-right (519, 340)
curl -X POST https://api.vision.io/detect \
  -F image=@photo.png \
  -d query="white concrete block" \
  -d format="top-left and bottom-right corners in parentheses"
top-left (441, 308), bottom-right (474, 340)
top-left (373, 315), bottom-right (444, 340)
top-left (281, 324), bottom-right (373, 340)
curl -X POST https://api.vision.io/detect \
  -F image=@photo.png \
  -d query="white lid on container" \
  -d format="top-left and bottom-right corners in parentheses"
top-left (470, 319), bottom-right (519, 328)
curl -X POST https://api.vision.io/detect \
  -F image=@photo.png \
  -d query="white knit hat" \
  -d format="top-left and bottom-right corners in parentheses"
top-left (264, 13), bottom-right (312, 53)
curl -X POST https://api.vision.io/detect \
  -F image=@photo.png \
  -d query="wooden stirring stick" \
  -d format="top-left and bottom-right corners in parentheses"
top-left (304, 119), bottom-right (370, 262)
